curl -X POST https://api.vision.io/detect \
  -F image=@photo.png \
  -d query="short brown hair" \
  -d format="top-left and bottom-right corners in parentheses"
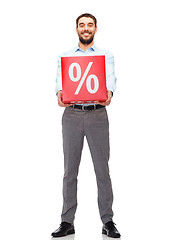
top-left (76, 13), bottom-right (97, 28)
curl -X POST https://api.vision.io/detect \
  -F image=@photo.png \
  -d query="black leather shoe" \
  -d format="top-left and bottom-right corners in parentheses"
top-left (51, 222), bottom-right (75, 238)
top-left (102, 221), bottom-right (121, 238)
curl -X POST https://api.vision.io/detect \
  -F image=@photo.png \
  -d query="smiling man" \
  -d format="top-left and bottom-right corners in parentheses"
top-left (77, 15), bottom-right (97, 46)
top-left (51, 13), bottom-right (121, 238)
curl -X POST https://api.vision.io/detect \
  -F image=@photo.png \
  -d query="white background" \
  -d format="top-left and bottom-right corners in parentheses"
top-left (0, 0), bottom-right (171, 240)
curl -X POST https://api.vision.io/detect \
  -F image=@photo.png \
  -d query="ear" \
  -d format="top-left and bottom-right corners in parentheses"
top-left (95, 27), bottom-right (98, 34)
top-left (76, 28), bottom-right (78, 34)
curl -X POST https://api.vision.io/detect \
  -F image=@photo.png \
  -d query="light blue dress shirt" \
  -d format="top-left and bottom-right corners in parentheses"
top-left (55, 44), bottom-right (117, 98)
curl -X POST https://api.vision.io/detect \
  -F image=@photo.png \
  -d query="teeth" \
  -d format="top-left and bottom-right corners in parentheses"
top-left (83, 33), bottom-right (89, 36)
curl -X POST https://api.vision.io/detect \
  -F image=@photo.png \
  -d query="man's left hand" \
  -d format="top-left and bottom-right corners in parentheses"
top-left (96, 91), bottom-right (113, 106)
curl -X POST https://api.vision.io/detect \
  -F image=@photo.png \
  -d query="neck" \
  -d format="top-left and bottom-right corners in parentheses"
top-left (79, 41), bottom-right (94, 52)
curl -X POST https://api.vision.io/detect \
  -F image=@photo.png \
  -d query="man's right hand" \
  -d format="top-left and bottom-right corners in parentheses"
top-left (57, 90), bottom-right (73, 107)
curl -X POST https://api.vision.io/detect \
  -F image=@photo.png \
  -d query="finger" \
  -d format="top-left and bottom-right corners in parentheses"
top-left (58, 97), bottom-right (63, 106)
top-left (96, 101), bottom-right (106, 106)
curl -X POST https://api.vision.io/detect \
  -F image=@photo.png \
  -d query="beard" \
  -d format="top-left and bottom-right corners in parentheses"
top-left (78, 31), bottom-right (95, 45)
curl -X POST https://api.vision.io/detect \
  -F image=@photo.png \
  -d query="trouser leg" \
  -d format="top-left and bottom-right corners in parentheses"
top-left (85, 108), bottom-right (114, 224)
top-left (61, 108), bottom-right (84, 223)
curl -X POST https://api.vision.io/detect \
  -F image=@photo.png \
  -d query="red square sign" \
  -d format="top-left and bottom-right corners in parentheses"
top-left (61, 55), bottom-right (107, 103)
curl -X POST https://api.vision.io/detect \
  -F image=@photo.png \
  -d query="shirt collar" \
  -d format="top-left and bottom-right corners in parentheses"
top-left (75, 44), bottom-right (96, 52)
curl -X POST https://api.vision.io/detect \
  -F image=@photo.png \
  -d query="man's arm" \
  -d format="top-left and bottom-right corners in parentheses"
top-left (57, 90), bottom-right (73, 107)
top-left (55, 56), bottom-right (72, 107)
top-left (96, 90), bottom-right (113, 106)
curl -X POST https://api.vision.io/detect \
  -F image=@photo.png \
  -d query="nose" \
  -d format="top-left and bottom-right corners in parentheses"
top-left (84, 24), bottom-right (88, 30)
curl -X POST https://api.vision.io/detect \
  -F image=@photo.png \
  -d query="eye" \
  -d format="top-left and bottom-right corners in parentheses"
top-left (88, 23), bottom-right (93, 27)
top-left (79, 23), bottom-right (84, 27)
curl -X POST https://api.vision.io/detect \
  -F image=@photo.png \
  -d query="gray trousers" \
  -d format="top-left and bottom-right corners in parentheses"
top-left (61, 106), bottom-right (114, 224)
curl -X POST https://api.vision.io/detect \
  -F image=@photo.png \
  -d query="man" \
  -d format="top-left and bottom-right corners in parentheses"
top-left (51, 13), bottom-right (121, 238)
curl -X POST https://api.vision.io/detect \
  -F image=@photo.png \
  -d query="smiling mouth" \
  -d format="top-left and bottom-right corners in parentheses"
top-left (82, 32), bottom-right (91, 37)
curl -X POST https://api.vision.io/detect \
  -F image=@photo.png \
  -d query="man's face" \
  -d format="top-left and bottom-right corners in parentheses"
top-left (76, 17), bottom-right (97, 45)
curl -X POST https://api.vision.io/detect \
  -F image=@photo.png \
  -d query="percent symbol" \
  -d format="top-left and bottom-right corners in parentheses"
top-left (69, 62), bottom-right (99, 95)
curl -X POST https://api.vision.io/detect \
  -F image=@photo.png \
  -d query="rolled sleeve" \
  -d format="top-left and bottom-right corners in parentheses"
top-left (105, 52), bottom-right (117, 94)
top-left (55, 56), bottom-right (62, 95)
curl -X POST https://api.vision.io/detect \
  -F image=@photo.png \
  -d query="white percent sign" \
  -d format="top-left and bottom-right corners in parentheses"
top-left (69, 62), bottom-right (99, 95)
